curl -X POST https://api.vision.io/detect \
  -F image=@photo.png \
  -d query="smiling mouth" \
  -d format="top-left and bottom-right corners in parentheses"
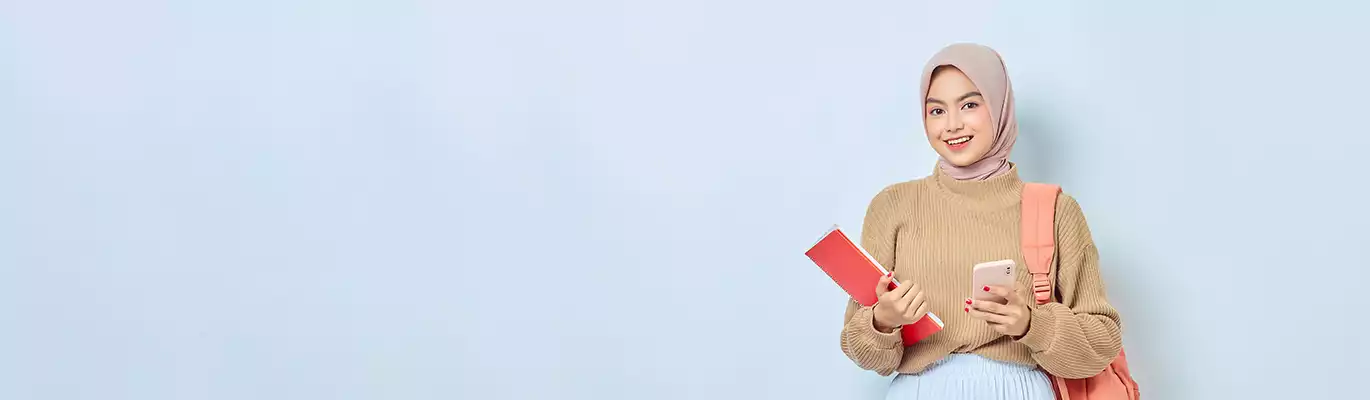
top-left (944, 135), bottom-right (974, 150)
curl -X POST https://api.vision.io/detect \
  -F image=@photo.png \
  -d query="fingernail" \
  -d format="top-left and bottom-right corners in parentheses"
top-left (964, 307), bottom-right (969, 312)
top-left (982, 286), bottom-right (991, 292)
top-left (965, 299), bottom-right (972, 305)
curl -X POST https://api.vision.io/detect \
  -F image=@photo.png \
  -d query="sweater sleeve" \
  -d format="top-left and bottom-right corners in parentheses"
top-left (1013, 194), bottom-right (1124, 379)
top-left (838, 185), bottom-right (905, 376)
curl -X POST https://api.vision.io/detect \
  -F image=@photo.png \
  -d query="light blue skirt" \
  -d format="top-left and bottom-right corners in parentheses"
top-left (885, 353), bottom-right (1055, 400)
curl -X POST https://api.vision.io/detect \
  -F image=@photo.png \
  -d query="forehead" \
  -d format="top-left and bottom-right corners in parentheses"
top-left (928, 66), bottom-right (979, 94)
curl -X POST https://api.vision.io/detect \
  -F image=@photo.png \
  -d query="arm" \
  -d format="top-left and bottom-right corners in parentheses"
top-left (838, 186), bottom-right (905, 376)
top-left (1013, 194), bottom-right (1124, 379)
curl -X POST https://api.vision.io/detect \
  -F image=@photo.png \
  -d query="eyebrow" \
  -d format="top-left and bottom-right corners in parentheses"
top-left (925, 91), bottom-right (983, 105)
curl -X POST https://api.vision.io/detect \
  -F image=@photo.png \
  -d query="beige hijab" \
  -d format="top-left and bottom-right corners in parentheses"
top-left (919, 43), bottom-right (1017, 181)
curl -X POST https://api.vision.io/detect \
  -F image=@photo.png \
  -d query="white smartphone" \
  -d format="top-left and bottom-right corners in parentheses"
top-left (971, 259), bottom-right (1017, 302)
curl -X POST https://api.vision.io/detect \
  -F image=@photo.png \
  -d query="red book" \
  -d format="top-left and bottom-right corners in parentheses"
top-left (805, 225), bottom-right (944, 346)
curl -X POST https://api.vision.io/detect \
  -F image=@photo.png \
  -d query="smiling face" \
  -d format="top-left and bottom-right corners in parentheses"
top-left (924, 66), bottom-right (995, 167)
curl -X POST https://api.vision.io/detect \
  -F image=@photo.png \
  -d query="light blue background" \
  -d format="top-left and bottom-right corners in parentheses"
top-left (2, 1), bottom-right (1367, 399)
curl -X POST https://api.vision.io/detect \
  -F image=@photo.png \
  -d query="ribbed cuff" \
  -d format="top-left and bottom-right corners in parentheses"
top-left (854, 306), bottom-right (903, 348)
top-left (1015, 304), bottom-right (1059, 353)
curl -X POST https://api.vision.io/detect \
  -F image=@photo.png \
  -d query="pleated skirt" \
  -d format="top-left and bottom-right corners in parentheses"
top-left (884, 353), bottom-right (1055, 400)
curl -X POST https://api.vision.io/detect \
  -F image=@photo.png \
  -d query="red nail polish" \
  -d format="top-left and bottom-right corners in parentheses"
top-left (983, 286), bottom-right (991, 292)
top-left (964, 307), bottom-right (969, 312)
top-left (965, 299), bottom-right (972, 305)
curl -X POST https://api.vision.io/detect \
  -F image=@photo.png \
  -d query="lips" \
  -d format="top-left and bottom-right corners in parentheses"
top-left (944, 135), bottom-right (973, 150)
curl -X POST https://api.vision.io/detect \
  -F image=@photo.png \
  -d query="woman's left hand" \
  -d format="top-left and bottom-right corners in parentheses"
top-left (966, 284), bottom-right (1032, 337)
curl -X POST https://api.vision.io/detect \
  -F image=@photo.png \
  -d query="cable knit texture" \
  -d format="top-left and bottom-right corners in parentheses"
top-left (839, 163), bottom-right (1123, 378)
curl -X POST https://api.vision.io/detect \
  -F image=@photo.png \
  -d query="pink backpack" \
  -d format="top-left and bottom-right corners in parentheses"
top-left (1021, 183), bottom-right (1141, 400)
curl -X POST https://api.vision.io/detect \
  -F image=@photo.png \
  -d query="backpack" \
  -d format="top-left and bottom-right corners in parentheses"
top-left (1021, 183), bottom-right (1141, 400)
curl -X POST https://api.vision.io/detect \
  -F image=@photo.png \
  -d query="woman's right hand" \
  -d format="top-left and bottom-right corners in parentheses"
top-left (871, 274), bottom-right (929, 333)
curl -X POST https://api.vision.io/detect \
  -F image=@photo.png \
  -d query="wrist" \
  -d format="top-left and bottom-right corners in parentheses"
top-left (873, 317), bottom-right (897, 333)
top-left (1011, 306), bottom-right (1032, 337)
top-left (1014, 306), bottom-right (1056, 352)
top-left (870, 307), bottom-right (899, 333)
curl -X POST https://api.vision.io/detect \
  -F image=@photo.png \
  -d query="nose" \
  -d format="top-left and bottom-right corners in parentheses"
top-left (945, 110), bottom-right (965, 133)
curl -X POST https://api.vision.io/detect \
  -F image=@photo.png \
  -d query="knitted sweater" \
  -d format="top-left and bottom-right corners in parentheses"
top-left (839, 163), bottom-right (1123, 378)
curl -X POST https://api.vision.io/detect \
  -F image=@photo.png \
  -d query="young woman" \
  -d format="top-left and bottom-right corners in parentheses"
top-left (839, 43), bottom-right (1124, 399)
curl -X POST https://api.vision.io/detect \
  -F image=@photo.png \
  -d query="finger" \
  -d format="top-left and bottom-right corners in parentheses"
top-left (887, 279), bottom-right (913, 299)
top-left (970, 299), bottom-right (1010, 316)
top-left (908, 297), bottom-right (930, 321)
top-left (899, 283), bottom-right (922, 303)
top-left (1008, 283), bottom-right (1029, 306)
top-left (983, 285), bottom-right (1012, 304)
top-left (967, 307), bottom-right (1014, 325)
top-left (874, 275), bottom-right (892, 297)
top-left (901, 290), bottom-right (926, 318)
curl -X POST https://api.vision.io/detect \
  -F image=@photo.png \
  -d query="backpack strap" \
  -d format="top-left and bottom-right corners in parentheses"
top-left (1021, 183), bottom-right (1061, 305)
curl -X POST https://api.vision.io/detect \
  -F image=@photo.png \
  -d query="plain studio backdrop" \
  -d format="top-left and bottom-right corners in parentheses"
top-left (2, 0), bottom-right (1368, 399)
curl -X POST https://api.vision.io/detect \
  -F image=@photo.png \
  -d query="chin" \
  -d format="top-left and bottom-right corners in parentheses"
top-left (937, 152), bottom-right (981, 167)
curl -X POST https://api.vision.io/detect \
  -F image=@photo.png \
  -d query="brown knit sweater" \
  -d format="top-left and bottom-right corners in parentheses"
top-left (839, 163), bottom-right (1123, 378)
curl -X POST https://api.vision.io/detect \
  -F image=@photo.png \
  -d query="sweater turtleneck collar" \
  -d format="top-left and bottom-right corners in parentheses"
top-left (930, 161), bottom-right (1025, 211)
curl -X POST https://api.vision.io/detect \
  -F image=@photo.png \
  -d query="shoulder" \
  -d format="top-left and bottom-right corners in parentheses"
top-left (861, 178), bottom-right (930, 227)
top-left (866, 178), bottom-right (930, 211)
top-left (1023, 182), bottom-right (1088, 224)
top-left (1053, 191), bottom-right (1085, 220)
top-left (1050, 189), bottom-right (1095, 245)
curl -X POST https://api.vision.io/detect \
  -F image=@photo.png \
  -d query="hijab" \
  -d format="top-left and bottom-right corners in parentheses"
top-left (919, 43), bottom-right (1018, 181)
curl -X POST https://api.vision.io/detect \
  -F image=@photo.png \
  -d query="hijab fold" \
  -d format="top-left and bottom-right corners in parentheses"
top-left (919, 43), bottom-right (1017, 181)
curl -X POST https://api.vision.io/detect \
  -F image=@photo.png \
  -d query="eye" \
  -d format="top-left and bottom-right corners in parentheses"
top-left (961, 102), bottom-right (979, 110)
top-left (928, 108), bottom-right (944, 116)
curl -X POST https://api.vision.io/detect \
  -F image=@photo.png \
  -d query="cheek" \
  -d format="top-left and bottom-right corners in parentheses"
top-left (923, 118), bottom-right (941, 140)
top-left (967, 109), bottom-right (994, 133)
